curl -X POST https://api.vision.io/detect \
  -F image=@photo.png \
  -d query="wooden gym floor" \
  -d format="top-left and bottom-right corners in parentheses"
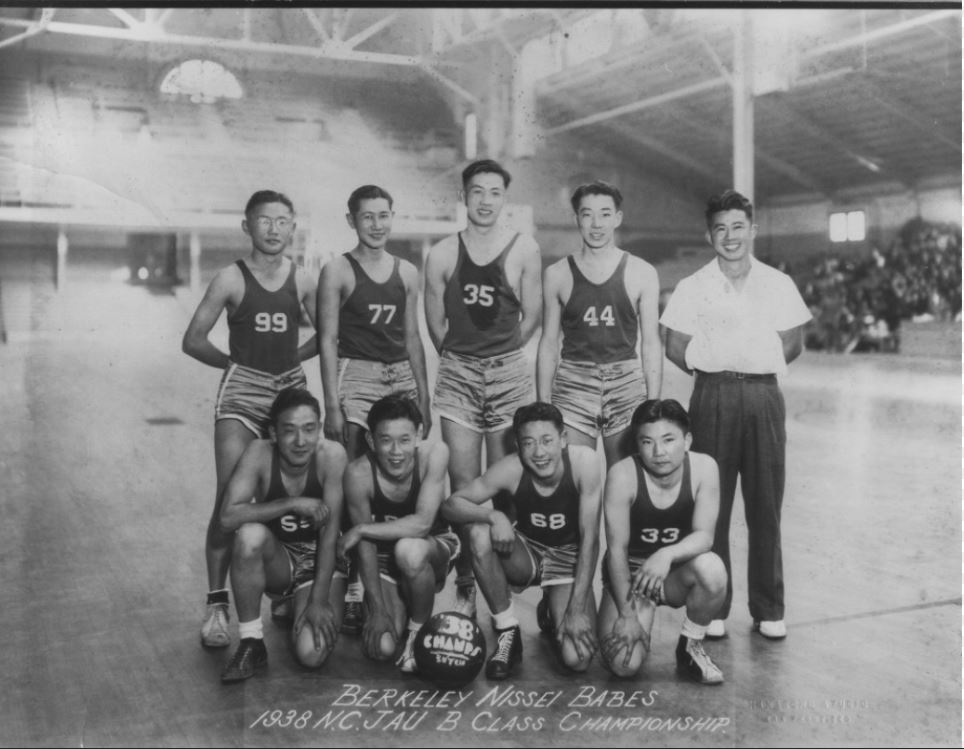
top-left (0, 268), bottom-right (959, 748)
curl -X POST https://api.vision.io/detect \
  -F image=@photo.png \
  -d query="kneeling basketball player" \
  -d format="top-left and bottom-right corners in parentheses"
top-left (443, 402), bottom-right (602, 680)
top-left (339, 396), bottom-right (458, 674)
top-left (218, 388), bottom-right (347, 683)
top-left (598, 399), bottom-right (727, 685)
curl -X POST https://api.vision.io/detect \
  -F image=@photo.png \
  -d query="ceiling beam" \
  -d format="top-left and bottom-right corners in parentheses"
top-left (341, 13), bottom-right (396, 51)
top-left (0, 18), bottom-right (420, 66)
top-left (862, 76), bottom-right (962, 153)
top-left (604, 119), bottom-right (721, 184)
top-left (544, 76), bottom-right (727, 135)
top-left (800, 9), bottom-right (960, 60)
top-left (417, 63), bottom-right (481, 106)
top-left (302, 9), bottom-right (330, 44)
top-left (663, 100), bottom-right (830, 195)
top-left (760, 95), bottom-right (886, 174)
top-left (107, 8), bottom-right (141, 30)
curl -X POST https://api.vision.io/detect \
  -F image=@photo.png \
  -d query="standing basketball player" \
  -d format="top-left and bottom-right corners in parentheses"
top-left (661, 190), bottom-right (811, 640)
top-left (443, 402), bottom-right (602, 680)
top-left (182, 190), bottom-right (318, 648)
top-left (339, 396), bottom-right (458, 674)
top-left (537, 180), bottom-right (662, 467)
top-left (424, 159), bottom-right (542, 619)
top-left (317, 185), bottom-right (431, 634)
top-left (598, 399), bottom-right (726, 685)
top-left (217, 388), bottom-right (346, 682)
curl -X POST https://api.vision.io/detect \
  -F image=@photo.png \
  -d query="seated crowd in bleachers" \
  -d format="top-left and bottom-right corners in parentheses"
top-left (785, 219), bottom-right (962, 353)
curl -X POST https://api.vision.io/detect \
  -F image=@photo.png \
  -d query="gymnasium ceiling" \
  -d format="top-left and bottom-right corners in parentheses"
top-left (0, 6), bottom-right (960, 205)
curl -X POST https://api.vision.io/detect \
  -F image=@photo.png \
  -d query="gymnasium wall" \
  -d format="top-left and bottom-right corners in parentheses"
top-left (755, 178), bottom-right (963, 267)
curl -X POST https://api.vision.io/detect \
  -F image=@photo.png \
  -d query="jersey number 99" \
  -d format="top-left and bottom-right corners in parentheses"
top-left (254, 312), bottom-right (288, 333)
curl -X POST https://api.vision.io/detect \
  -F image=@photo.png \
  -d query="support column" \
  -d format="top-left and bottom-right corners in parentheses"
top-left (732, 11), bottom-right (754, 202)
top-left (55, 229), bottom-right (68, 291)
top-left (189, 230), bottom-right (202, 294)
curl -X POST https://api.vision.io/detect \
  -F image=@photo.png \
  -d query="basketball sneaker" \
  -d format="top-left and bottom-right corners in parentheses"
top-left (675, 635), bottom-right (724, 685)
top-left (221, 638), bottom-right (268, 683)
top-left (485, 625), bottom-right (522, 680)
top-left (452, 577), bottom-right (477, 621)
top-left (396, 629), bottom-right (419, 674)
top-left (705, 619), bottom-right (726, 639)
top-left (201, 602), bottom-right (230, 648)
top-left (754, 620), bottom-right (787, 639)
top-left (536, 594), bottom-right (554, 635)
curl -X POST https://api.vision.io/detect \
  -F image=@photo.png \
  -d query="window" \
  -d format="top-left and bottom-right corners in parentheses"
top-left (160, 60), bottom-right (242, 103)
top-left (829, 210), bottom-right (865, 243)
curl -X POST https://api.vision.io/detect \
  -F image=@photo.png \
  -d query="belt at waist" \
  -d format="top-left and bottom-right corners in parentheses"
top-left (696, 370), bottom-right (777, 382)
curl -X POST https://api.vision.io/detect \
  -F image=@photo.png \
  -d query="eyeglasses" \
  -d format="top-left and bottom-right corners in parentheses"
top-left (254, 216), bottom-right (293, 231)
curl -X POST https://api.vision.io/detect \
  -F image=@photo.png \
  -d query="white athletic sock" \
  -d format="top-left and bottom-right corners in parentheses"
top-left (492, 604), bottom-right (519, 631)
top-left (239, 618), bottom-right (264, 641)
top-left (681, 615), bottom-right (707, 641)
top-left (346, 582), bottom-right (364, 602)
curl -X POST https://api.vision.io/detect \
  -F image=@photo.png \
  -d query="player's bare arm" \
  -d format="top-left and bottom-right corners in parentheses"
top-left (515, 236), bottom-right (543, 345)
top-left (182, 265), bottom-right (242, 369)
top-left (341, 441), bottom-right (449, 552)
top-left (296, 442), bottom-right (347, 650)
top-left (218, 441), bottom-right (330, 532)
top-left (630, 452), bottom-right (720, 600)
top-left (317, 257), bottom-right (350, 443)
top-left (442, 455), bottom-right (523, 555)
top-left (556, 445), bottom-right (602, 660)
top-left (535, 260), bottom-right (568, 402)
top-left (629, 257), bottom-right (663, 398)
top-left (600, 457), bottom-right (647, 665)
top-left (664, 328), bottom-right (693, 375)
top-left (401, 260), bottom-right (432, 437)
top-left (341, 458), bottom-right (396, 659)
top-left (779, 324), bottom-right (806, 364)
top-left (295, 265), bottom-right (319, 362)
top-left (423, 237), bottom-right (456, 353)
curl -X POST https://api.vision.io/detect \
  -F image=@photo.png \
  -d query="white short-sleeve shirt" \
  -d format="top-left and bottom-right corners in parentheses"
top-left (660, 256), bottom-right (812, 376)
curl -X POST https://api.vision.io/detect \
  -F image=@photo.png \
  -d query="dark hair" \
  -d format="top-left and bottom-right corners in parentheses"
top-left (705, 189), bottom-right (753, 229)
top-left (570, 180), bottom-right (623, 212)
top-left (462, 159), bottom-right (511, 191)
top-left (630, 399), bottom-right (690, 434)
top-left (348, 184), bottom-right (394, 216)
top-left (245, 190), bottom-right (295, 217)
top-left (269, 387), bottom-right (321, 427)
top-left (512, 401), bottom-right (565, 436)
top-left (366, 394), bottom-right (423, 433)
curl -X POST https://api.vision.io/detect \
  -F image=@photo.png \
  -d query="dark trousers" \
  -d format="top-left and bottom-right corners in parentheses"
top-left (689, 373), bottom-right (786, 621)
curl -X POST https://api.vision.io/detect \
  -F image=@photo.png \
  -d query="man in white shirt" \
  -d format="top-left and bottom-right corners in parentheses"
top-left (660, 190), bottom-right (811, 641)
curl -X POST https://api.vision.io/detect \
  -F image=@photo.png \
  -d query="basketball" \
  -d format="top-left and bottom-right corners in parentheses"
top-left (414, 612), bottom-right (486, 689)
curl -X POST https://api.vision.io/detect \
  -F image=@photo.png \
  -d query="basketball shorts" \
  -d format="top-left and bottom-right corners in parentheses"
top-left (434, 349), bottom-right (533, 433)
top-left (514, 532), bottom-right (578, 588)
top-left (337, 357), bottom-right (418, 429)
top-left (215, 362), bottom-right (307, 437)
top-left (376, 531), bottom-right (461, 589)
top-left (600, 551), bottom-right (666, 605)
top-left (279, 540), bottom-right (348, 598)
top-left (551, 358), bottom-right (645, 439)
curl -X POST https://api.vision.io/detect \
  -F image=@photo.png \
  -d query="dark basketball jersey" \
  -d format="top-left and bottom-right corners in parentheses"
top-left (510, 448), bottom-right (581, 547)
top-left (228, 260), bottom-right (302, 374)
top-left (560, 252), bottom-right (638, 363)
top-left (337, 254), bottom-right (408, 363)
top-left (264, 448), bottom-right (325, 545)
top-left (367, 451), bottom-right (448, 555)
top-left (442, 233), bottom-right (523, 357)
top-left (627, 454), bottom-right (694, 559)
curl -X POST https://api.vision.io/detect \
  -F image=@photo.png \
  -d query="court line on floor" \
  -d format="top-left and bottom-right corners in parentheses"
top-left (795, 596), bottom-right (962, 627)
